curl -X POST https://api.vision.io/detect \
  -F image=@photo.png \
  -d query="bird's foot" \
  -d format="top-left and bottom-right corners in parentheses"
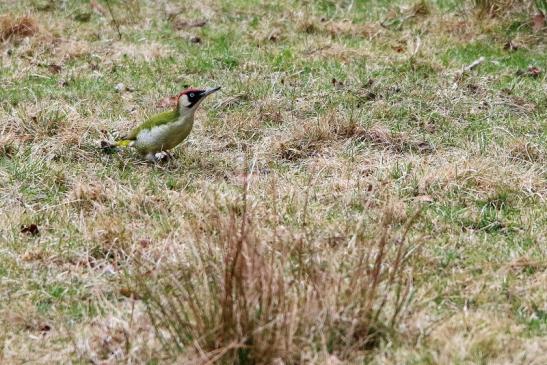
top-left (145, 151), bottom-right (173, 163)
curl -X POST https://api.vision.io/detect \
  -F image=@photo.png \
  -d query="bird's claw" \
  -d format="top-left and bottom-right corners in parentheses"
top-left (146, 151), bottom-right (173, 163)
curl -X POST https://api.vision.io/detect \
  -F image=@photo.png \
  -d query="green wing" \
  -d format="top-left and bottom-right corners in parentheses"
top-left (127, 110), bottom-right (180, 140)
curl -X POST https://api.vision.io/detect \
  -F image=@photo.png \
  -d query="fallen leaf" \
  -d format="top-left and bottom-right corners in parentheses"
top-left (138, 239), bottom-right (151, 248)
top-left (21, 223), bottom-right (39, 236)
top-left (527, 66), bottom-right (541, 77)
top-left (517, 66), bottom-right (542, 78)
top-left (533, 13), bottom-right (545, 32)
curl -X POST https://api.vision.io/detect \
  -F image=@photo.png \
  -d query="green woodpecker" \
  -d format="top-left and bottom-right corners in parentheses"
top-left (116, 86), bottom-right (220, 161)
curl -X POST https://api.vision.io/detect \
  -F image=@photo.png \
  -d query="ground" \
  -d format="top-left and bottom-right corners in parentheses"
top-left (0, 0), bottom-right (546, 364)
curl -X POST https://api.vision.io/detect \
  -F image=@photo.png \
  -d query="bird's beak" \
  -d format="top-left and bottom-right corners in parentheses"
top-left (201, 86), bottom-right (221, 97)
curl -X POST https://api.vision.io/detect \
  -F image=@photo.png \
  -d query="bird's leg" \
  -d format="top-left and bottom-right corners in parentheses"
top-left (145, 151), bottom-right (172, 163)
top-left (145, 152), bottom-right (158, 162)
top-left (155, 151), bottom-right (173, 162)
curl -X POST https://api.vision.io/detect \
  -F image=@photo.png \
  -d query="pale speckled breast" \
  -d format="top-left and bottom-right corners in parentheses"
top-left (133, 116), bottom-right (194, 153)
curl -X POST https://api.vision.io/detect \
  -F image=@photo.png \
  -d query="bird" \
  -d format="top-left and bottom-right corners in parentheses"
top-left (114, 86), bottom-right (221, 161)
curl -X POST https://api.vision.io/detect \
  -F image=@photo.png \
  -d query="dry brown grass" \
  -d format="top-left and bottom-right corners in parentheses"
top-left (0, 132), bottom-right (18, 158)
top-left (0, 0), bottom-right (545, 363)
top-left (0, 14), bottom-right (38, 41)
top-left (474, 0), bottom-right (533, 17)
top-left (272, 115), bottom-right (431, 161)
top-left (136, 181), bottom-right (419, 363)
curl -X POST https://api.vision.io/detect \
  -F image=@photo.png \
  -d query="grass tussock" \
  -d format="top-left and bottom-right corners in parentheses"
top-left (136, 184), bottom-right (418, 363)
top-left (273, 113), bottom-right (362, 160)
top-left (509, 138), bottom-right (545, 163)
top-left (274, 115), bottom-right (431, 161)
top-left (0, 14), bottom-right (38, 41)
top-left (474, 0), bottom-right (533, 17)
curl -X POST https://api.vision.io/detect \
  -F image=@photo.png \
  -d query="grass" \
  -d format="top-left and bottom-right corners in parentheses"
top-left (0, 0), bottom-right (545, 363)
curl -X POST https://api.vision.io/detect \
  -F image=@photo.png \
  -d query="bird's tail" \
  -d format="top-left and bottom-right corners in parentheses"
top-left (115, 139), bottom-right (133, 148)
top-left (99, 139), bottom-right (133, 154)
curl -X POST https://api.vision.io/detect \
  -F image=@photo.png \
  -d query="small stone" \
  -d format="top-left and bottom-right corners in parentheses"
top-left (114, 83), bottom-right (125, 92)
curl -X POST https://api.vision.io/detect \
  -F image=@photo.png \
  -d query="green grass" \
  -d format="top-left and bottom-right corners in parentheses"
top-left (0, 0), bottom-right (546, 363)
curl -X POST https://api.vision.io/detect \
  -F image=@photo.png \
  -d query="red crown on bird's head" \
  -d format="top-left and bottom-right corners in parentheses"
top-left (156, 86), bottom-right (220, 109)
top-left (178, 87), bottom-right (201, 98)
top-left (156, 88), bottom-right (201, 109)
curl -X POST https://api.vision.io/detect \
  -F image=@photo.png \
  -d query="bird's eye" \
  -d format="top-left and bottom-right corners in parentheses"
top-left (189, 93), bottom-right (195, 98)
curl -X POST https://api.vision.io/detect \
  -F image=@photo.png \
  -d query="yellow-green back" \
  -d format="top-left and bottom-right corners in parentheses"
top-left (127, 109), bottom-right (180, 140)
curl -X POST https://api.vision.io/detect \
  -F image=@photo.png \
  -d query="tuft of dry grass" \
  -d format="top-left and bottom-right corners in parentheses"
top-left (509, 138), bottom-right (545, 163)
top-left (410, 0), bottom-right (432, 17)
top-left (272, 113), bottom-right (357, 161)
top-left (136, 182), bottom-right (419, 363)
top-left (273, 116), bottom-right (431, 161)
top-left (0, 14), bottom-right (38, 41)
top-left (474, 0), bottom-right (533, 17)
